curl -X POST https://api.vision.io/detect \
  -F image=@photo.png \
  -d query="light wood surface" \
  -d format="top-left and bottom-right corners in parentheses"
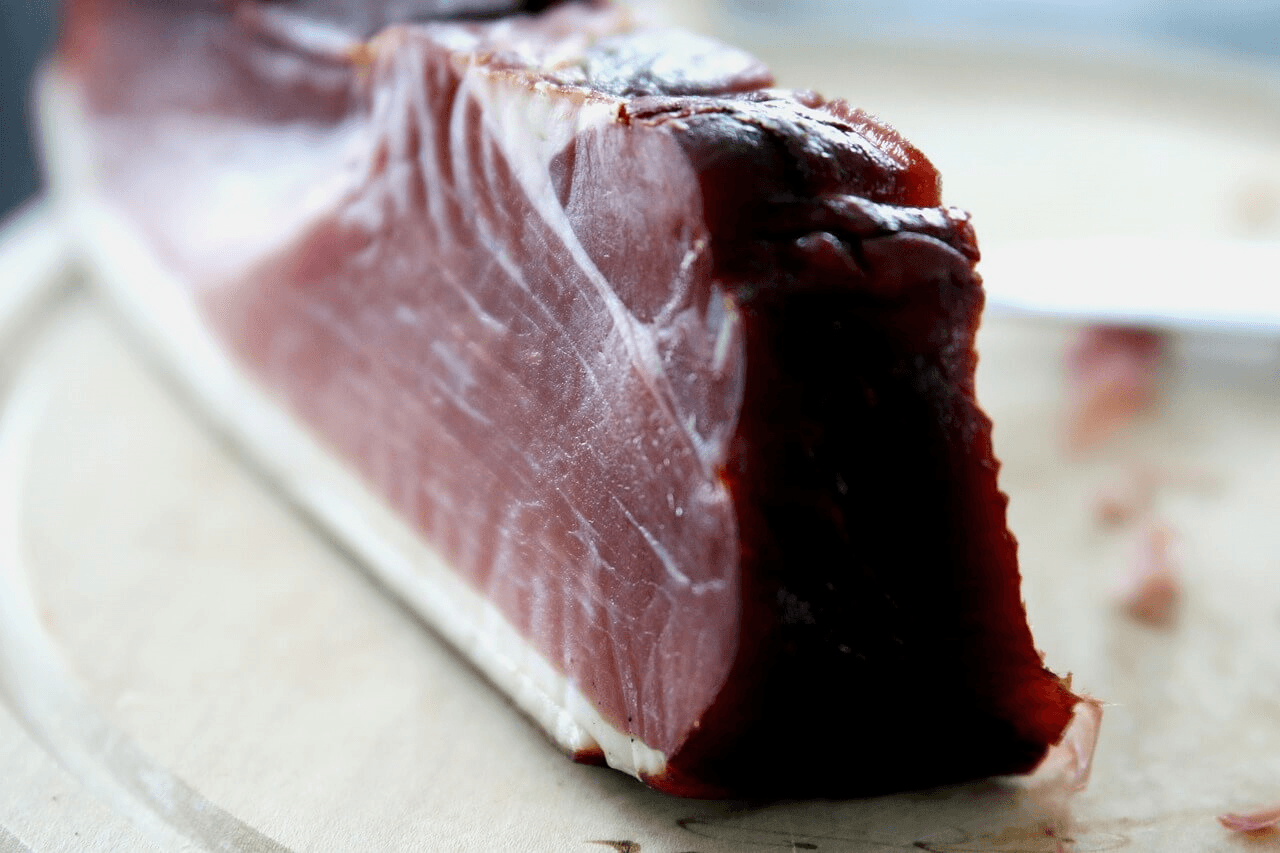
top-left (5, 282), bottom-right (1280, 852)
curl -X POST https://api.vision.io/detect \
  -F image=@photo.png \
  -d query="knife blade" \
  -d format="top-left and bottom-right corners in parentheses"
top-left (980, 237), bottom-right (1280, 334)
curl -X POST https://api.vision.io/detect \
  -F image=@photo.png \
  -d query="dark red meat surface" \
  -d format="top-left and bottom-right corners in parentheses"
top-left (58, 0), bottom-right (1079, 796)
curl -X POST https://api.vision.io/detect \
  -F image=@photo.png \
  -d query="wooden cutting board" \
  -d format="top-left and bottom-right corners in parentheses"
top-left (4, 35), bottom-right (1280, 853)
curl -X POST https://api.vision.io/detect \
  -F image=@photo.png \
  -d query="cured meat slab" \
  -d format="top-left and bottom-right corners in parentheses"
top-left (47, 0), bottom-right (1079, 796)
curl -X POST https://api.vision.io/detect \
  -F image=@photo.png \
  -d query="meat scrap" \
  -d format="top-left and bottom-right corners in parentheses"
top-left (1092, 463), bottom-right (1220, 528)
top-left (1028, 692), bottom-right (1105, 794)
top-left (1093, 465), bottom-right (1157, 526)
top-left (1218, 803), bottom-right (1280, 833)
top-left (1118, 523), bottom-right (1180, 627)
top-left (1065, 325), bottom-right (1165, 452)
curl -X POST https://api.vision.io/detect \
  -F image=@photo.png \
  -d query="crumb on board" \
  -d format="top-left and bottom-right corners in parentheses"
top-left (1065, 326), bottom-right (1165, 452)
top-left (1218, 803), bottom-right (1280, 833)
top-left (1118, 522), bottom-right (1180, 627)
top-left (1234, 179), bottom-right (1280, 233)
top-left (1092, 462), bottom-right (1221, 527)
top-left (1093, 464), bottom-right (1157, 526)
top-left (1029, 694), bottom-right (1104, 794)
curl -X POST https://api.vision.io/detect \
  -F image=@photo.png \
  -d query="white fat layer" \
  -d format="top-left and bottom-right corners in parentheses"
top-left (103, 114), bottom-right (366, 286)
top-left (39, 70), bottom-right (668, 782)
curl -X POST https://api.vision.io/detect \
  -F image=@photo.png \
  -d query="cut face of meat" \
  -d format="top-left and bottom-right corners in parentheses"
top-left (49, 0), bottom-right (1082, 797)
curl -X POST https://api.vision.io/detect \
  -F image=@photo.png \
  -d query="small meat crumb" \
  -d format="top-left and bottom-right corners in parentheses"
top-left (1093, 465), bottom-right (1157, 526)
top-left (1029, 693), bottom-right (1104, 794)
top-left (1093, 463), bottom-right (1220, 528)
top-left (1218, 803), bottom-right (1280, 833)
top-left (1065, 326), bottom-right (1164, 451)
top-left (1119, 523), bottom-right (1180, 627)
top-left (1235, 179), bottom-right (1280, 233)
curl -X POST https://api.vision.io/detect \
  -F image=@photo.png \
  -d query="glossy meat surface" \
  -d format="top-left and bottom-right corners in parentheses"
top-left (58, 0), bottom-right (1079, 796)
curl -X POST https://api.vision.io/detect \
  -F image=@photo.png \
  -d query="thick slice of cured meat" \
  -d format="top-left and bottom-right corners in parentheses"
top-left (49, 0), bottom-right (1081, 797)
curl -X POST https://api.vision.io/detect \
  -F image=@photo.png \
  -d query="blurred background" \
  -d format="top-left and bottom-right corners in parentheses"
top-left (725, 0), bottom-right (1280, 58)
top-left (0, 0), bottom-right (54, 220)
top-left (696, 0), bottom-right (1280, 252)
top-left (1, 0), bottom-right (1279, 221)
